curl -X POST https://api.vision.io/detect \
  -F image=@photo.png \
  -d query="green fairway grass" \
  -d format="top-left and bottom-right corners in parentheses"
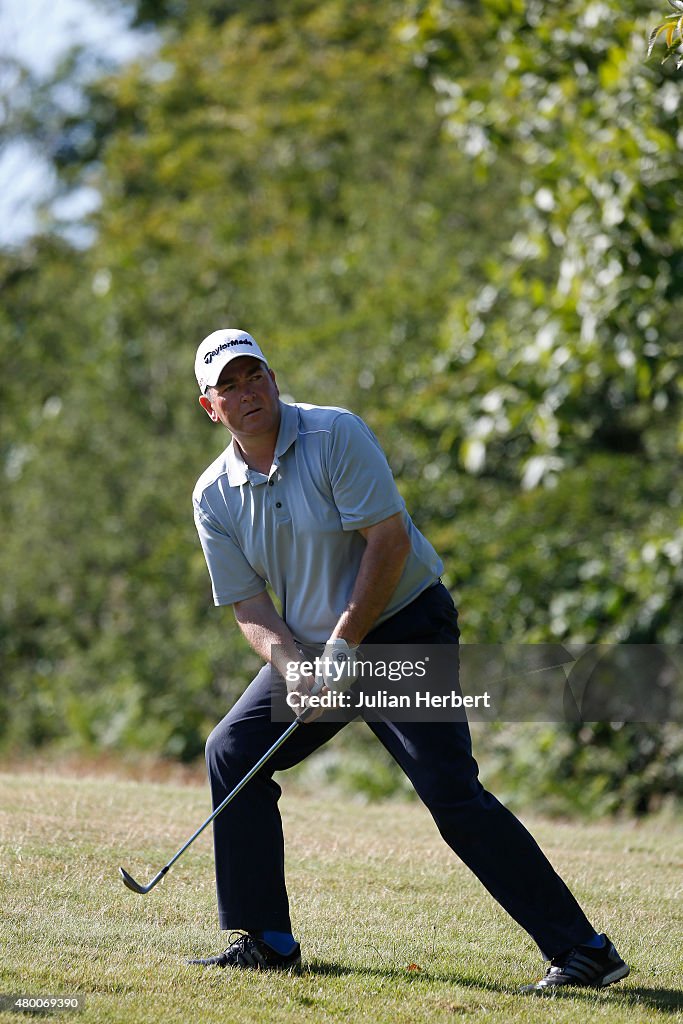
top-left (0, 768), bottom-right (681, 1023)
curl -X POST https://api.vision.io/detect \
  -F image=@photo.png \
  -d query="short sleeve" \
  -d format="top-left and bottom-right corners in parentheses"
top-left (193, 502), bottom-right (267, 606)
top-left (327, 413), bottom-right (404, 530)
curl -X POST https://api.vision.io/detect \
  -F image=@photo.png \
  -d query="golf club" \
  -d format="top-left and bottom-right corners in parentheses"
top-left (119, 696), bottom-right (318, 894)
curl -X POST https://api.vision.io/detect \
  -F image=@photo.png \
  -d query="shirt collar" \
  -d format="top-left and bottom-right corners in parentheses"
top-left (225, 401), bottom-right (298, 487)
top-left (275, 401), bottom-right (299, 459)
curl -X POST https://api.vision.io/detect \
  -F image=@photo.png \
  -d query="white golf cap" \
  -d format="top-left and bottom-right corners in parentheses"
top-left (194, 328), bottom-right (269, 393)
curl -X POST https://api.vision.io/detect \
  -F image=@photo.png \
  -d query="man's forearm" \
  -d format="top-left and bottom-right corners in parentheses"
top-left (332, 523), bottom-right (411, 645)
top-left (233, 592), bottom-right (301, 678)
top-left (233, 590), bottom-right (322, 721)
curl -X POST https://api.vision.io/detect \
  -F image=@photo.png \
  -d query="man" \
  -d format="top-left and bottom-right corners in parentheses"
top-left (188, 327), bottom-right (629, 992)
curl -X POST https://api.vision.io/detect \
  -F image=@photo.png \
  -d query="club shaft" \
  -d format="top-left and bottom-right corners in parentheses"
top-left (160, 715), bottom-right (303, 875)
top-left (121, 690), bottom-right (322, 891)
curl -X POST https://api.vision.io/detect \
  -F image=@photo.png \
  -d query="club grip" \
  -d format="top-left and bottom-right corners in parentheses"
top-left (310, 676), bottom-right (324, 696)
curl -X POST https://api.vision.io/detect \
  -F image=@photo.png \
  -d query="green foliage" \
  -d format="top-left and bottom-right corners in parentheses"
top-left (475, 721), bottom-right (683, 818)
top-left (401, 0), bottom-right (682, 484)
top-left (648, 0), bottom-right (683, 68)
top-left (0, 0), bottom-right (681, 815)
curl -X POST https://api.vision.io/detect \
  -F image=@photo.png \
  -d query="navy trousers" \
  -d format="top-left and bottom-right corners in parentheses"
top-left (205, 583), bottom-right (595, 959)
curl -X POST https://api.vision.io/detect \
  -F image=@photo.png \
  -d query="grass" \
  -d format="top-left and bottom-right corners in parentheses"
top-left (0, 766), bottom-right (682, 1023)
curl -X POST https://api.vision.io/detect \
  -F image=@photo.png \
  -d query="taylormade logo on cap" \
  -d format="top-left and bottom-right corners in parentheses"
top-left (203, 337), bottom-right (254, 364)
top-left (195, 329), bottom-right (269, 392)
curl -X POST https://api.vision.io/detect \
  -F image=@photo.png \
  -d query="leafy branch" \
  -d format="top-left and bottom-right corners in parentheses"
top-left (648, 0), bottom-right (683, 68)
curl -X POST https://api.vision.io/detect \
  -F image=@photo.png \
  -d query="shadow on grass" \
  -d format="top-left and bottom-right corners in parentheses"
top-left (307, 960), bottom-right (683, 1013)
top-left (518, 986), bottom-right (683, 1015)
top-left (307, 958), bottom-right (507, 993)
top-left (596, 987), bottom-right (683, 1015)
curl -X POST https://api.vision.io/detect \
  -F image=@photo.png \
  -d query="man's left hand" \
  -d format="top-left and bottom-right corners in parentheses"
top-left (316, 638), bottom-right (359, 693)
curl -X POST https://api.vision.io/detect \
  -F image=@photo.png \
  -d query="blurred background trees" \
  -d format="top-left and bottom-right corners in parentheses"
top-left (1, 0), bottom-right (681, 813)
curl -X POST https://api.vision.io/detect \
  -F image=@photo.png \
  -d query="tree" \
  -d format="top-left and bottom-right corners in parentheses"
top-left (0, 1), bottom-right (512, 759)
top-left (1, 1), bottom-right (680, 813)
top-left (400, 0), bottom-right (682, 486)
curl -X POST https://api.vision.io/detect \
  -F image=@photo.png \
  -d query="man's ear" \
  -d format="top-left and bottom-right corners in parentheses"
top-left (269, 369), bottom-right (279, 396)
top-left (199, 394), bottom-right (219, 421)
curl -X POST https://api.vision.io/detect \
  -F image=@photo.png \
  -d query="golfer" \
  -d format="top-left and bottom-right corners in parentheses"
top-left (188, 328), bottom-right (629, 992)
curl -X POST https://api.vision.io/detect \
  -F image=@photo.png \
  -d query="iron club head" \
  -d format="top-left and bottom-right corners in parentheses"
top-left (119, 866), bottom-right (155, 894)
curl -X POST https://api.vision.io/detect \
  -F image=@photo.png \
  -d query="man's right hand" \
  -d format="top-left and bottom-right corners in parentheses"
top-left (286, 669), bottom-right (326, 724)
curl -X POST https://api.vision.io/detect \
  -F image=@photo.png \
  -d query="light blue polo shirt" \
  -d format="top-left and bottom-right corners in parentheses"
top-left (193, 402), bottom-right (443, 644)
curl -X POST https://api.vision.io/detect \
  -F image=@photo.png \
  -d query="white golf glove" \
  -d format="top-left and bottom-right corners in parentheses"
top-left (316, 638), bottom-right (359, 693)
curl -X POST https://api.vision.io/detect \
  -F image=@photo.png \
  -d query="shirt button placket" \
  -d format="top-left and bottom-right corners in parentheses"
top-left (268, 478), bottom-right (277, 507)
top-left (268, 475), bottom-right (285, 516)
